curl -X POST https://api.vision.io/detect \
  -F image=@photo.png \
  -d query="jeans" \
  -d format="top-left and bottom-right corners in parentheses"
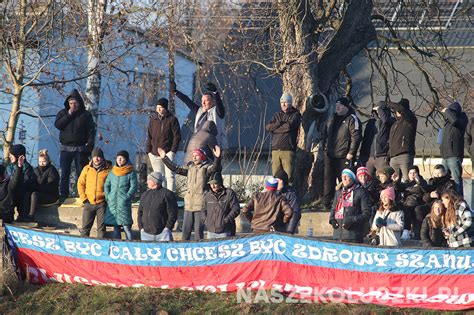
top-left (60, 150), bottom-right (88, 197)
top-left (140, 227), bottom-right (173, 241)
top-left (442, 157), bottom-right (463, 196)
top-left (389, 153), bottom-right (414, 181)
top-left (148, 152), bottom-right (176, 192)
top-left (182, 210), bottom-right (204, 240)
top-left (207, 231), bottom-right (230, 239)
top-left (80, 202), bottom-right (106, 238)
top-left (113, 225), bottom-right (133, 240)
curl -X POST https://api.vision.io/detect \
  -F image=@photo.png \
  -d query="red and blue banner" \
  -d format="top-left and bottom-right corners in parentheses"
top-left (4, 224), bottom-right (474, 310)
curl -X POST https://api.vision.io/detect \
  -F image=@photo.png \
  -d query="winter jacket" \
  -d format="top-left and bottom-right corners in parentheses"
top-left (242, 190), bottom-right (293, 232)
top-left (420, 215), bottom-right (447, 247)
top-left (0, 165), bottom-right (23, 218)
top-left (162, 156), bottom-right (221, 212)
top-left (387, 101), bottom-right (417, 158)
top-left (184, 120), bottom-right (218, 162)
top-left (54, 89), bottom-right (95, 150)
top-left (277, 187), bottom-right (301, 234)
top-left (394, 176), bottom-right (427, 208)
top-left (34, 164), bottom-right (59, 200)
top-left (77, 162), bottom-right (110, 205)
top-left (445, 201), bottom-right (474, 248)
top-left (372, 208), bottom-right (404, 246)
top-left (329, 183), bottom-right (371, 243)
top-left (9, 161), bottom-right (36, 194)
top-left (265, 107), bottom-right (302, 151)
top-left (104, 164), bottom-right (138, 226)
top-left (202, 187), bottom-right (240, 233)
top-left (145, 111), bottom-right (181, 155)
top-left (422, 174), bottom-right (455, 204)
top-left (440, 102), bottom-right (467, 158)
top-left (176, 90), bottom-right (228, 149)
top-left (465, 117), bottom-right (474, 158)
top-left (360, 102), bottom-right (395, 162)
top-left (137, 186), bottom-right (178, 235)
top-left (324, 109), bottom-right (362, 159)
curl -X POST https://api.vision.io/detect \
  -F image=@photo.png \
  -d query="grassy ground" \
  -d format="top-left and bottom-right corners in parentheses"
top-left (0, 282), bottom-right (471, 314)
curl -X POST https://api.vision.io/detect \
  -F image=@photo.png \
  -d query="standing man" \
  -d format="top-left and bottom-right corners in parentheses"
top-left (171, 81), bottom-right (228, 149)
top-left (145, 98), bottom-right (181, 192)
top-left (359, 101), bottom-right (395, 178)
top-left (440, 101), bottom-right (467, 196)
top-left (265, 93), bottom-right (301, 183)
top-left (55, 89), bottom-right (95, 199)
top-left (322, 97), bottom-right (362, 212)
top-left (137, 172), bottom-right (178, 241)
top-left (387, 98), bottom-right (418, 181)
top-left (77, 148), bottom-right (110, 238)
top-left (202, 173), bottom-right (240, 239)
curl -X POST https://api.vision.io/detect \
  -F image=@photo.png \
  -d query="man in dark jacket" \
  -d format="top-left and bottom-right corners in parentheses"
top-left (202, 173), bottom-right (240, 238)
top-left (0, 160), bottom-right (23, 223)
top-left (322, 97), bottom-right (362, 211)
top-left (329, 169), bottom-right (370, 243)
top-left (138, 172), bottom-right (178, 241)
top-left (145, 98), bottom-right (181, 192)
top-left (242, 177), bottom-right (293, 233)
top-left (387, 98), bottom-right (417, 181)
top-left (440, 101), bottom-right (467, 196)
top-left (275, 169), bottom-right (301, 234)
top-left (8, 144), bottom-right (36, 222)
top-left (55, 89), bottom-right (95, 199)
top-left (265, 93), bottom-right (301, 183)
top-left (359, 101), bottom-right (395, 178)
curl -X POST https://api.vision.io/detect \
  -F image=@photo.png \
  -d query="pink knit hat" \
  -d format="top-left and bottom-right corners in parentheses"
top-left (380, 187), bottom-right (395, 201)
top-left (192, 148), bottom-right (207, 161)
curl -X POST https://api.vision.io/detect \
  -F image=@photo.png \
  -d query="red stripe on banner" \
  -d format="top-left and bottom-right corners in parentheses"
top-left (17, 248), bottom-right (474, 310)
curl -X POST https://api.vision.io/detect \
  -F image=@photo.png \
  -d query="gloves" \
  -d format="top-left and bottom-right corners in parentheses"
top-left (205, 82), bottom-right (217, 93)
top-left (375, 217), bottom-right (387, 228)
top-left (342, 217), bottom-right (355, 229)
top-left (170, 81), bottom-right (177, 93)
top-left (329, 219), bottom-right (339, 229)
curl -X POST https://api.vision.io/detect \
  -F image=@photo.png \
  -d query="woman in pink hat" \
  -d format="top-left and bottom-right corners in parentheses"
top-left (371, 186), bottom-right (404, 246)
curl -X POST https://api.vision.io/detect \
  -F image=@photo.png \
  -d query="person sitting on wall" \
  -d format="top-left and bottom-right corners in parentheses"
top-left (274, 169), bottom-right (301, 234)
top-left (371, 187), bottom-right (404, 247)
top-left (420, 200), bottom-right (448, 247)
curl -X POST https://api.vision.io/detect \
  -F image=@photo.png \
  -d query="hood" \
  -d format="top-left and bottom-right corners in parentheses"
top-left (448, 101), bottom-right (462, 112)
top-left (63, 89), bottom-right (86, 111)
top-left (201, 120), bottom-right (218, 136)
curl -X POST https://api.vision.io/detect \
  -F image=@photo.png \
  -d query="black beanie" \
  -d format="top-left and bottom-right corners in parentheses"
top-left (91, 147), bottom-right (104, 159)
top-left (336, 97), bottom-right (350, 107)
top-left (11, 144), bottom-right (26, 158)
top-left (274, 169), bottom-right (289, 186)
top-left (116, 150), bottom-right (129, 162)
top-left (399, 98), bottom-right (410, 110)
top-left (156, 98), bottom-right (169, 110)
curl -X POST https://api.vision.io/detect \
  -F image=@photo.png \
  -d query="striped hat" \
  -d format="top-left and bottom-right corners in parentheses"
top-left (356, 166), bottom-right (371, 181)
top-left (265, 177), bottom-right (279, 191)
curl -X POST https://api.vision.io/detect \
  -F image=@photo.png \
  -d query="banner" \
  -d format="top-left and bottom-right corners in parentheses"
top-left (4, 224), bottom-right (474, 310)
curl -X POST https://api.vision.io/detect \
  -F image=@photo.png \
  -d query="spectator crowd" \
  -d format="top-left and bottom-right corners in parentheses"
top-left (0, 84), bottom-right (473, 249)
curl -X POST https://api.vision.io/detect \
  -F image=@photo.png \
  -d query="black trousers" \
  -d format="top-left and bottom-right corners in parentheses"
top-left (182, 210), bottom-right (204, 241)
top-left (81, 202), bottom-right (106, 238)
top-left (30, 191), bottom-right (59, 216)
top-left (323, 155), bottom-right (349, 210)
top-left (413, 204), bottom-right (431, 240)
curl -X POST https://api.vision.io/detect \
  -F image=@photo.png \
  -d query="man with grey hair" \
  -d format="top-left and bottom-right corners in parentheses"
top-left (137, 171), bottom-right (178, 241)
top-left (265, 92), bottom-right (301, 183)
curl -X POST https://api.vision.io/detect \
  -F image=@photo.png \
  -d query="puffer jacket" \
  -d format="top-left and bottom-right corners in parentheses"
top-left (77, 162), bottom-right (110, 205)
top-left (387, 101), bottom-right (417, 158)
top-left (184, 120), bottom-right (218, 162)
top-left (104, 164), bottom-right (138, 226)
top-left (440, 102), bottom-right (467, 158)
top-left (34, 164), bottom-right (59, 200)
top-left (54, 89), bottom-right (95, 150)
top-left (265, 106), bottom-right (301, 151)
top-left (329, 183), bottom-right (371, 243)
top-left (372, 208), bottom-right (404, 246)
top-left (242, 190), bottom-right (293, 232)
top-left (324, 108), bottom-right (362, 158)
top-left (202, 187), bottom-right (240, 233)
top-left (162, 155), bottom-right (221, 211)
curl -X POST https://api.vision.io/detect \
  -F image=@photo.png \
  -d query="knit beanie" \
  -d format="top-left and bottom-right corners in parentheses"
top-left (116, 150), bottom-right (130, 162)
top-left (91, 147), bottom-right (104, 159)
top-left (274, 169), bottom-right (289, 186)
top-left (10, 144), bottom-right (26, 158)
top-left (156, 98), bottom-right (169, 110)
top-left (341, 169), bottom-right (356, 182)
top-left (377, 166), bottom-right (395, 178)
top-left (380, 187), bottom-right (396, 201)
top-left (336, 97), bottom-right (350, 107)
top-left (280, 93), bottom-right (293, 105)
top-left (208, 172), bottom-right (223, 185)
top-left (399, 98), bottom-right (410, 110)
top-left (265, 177), bottom-right (278, 191)
top-left (192, 148), bottom-right (207, 161)
top-left (356, 166), bottom-right (371, 181)
top-left (147, 172), bottom-right (163, 185)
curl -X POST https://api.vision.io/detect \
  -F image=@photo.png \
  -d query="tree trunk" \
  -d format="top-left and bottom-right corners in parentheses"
top-left (3, 85), bottom-right (23, 161)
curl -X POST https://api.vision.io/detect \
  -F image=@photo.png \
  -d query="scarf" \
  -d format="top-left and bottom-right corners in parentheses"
top-left (335, 183), bottom-right (359, 220)
top-left (112, 164), bottom-right (133, 176)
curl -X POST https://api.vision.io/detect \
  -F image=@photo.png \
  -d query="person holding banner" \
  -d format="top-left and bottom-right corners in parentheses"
top-left (371, 187), bottom-right (404, 246)
top-left (441, 190), bottom-right (474, 248)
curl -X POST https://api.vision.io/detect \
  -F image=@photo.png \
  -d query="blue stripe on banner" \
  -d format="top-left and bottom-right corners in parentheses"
top-left (5, 225), bottom-right (474, 275)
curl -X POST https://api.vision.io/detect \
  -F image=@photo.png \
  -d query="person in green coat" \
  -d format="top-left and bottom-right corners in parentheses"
top-left (104, 150), bottom-right (138, 240)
